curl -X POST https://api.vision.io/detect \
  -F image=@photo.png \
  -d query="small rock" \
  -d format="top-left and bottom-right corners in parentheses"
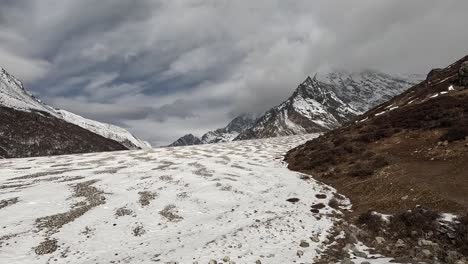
top-left (296, 250), bottom-right (304, 257)
top-left (421, 249), bottom-right (432, 258)
top-left (286, 198), bottom-right (300, 203)
top-left (353, 251), bottom-right (367, 258)
top-left (255, 260), bottom-right (262, 264)
top-left (341, 258), bottom-right (355, 264)
top-left (209, 260), bottom-right (217, 264)
top-left (418, 239), bottom-right (437, 247)
top-left (310, 235), bottom-right (320, 243)
top-left (446, 251), bottom-right (462, 264)
top-left (375, 237), bottom-right (385, 245)
top-left (299, 240), bottom-right (310, 247)
top-left (222, 256), bottom-right (230, 262)
top-left (395, 239), bottom-right (406, 248)
top-left (361, 262), bottom-right (371, 264)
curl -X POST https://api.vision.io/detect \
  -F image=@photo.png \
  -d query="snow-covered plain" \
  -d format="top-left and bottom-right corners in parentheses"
top-left (0, 135), bottom-right (399, 264)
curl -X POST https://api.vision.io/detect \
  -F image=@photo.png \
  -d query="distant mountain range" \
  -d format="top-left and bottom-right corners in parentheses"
top-left (169, 115), bottom-right (255, 147)
top-left (170, 70), bottom-right (423, 146)
top-left (0, 67), bottom-right (150, 158)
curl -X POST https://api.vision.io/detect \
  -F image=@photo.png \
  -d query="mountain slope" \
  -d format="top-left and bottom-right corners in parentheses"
top-left (286, 55), bottom-right (468, 214)
top-left (169, 115), bottom-right (255, 147)
top-left (0, 67), bottom-right (149, 153)
top-left (285, 54), bottom-right (468, 264)
top-left (235, 71), bottom-right (421, 140)
top-left (0, 106), bottom-right (127, 158)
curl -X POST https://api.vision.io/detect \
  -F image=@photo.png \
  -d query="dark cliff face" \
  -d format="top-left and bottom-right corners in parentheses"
top-left (0, 106), bottom-right (127, 158)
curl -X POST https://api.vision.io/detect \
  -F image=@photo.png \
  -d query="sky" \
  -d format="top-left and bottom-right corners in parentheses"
top-left (1, 0), bottom-right (468, 146)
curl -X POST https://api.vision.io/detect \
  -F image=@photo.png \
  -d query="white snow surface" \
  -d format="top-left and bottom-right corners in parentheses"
top-left (0, 67), bottom-right (149, 149)
top-left (0, 134), bottom-right (345, 263)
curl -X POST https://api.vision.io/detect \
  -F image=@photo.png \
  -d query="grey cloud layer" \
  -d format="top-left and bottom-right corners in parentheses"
top-left (1, 0), bottom-right (467, 145)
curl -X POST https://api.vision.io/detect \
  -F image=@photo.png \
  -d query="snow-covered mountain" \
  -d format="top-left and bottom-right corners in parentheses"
top-left (55, 110), bottom-right (151, 150)
top-left (235, 70), bottom-right (422, 140)
top-left (169, 115), bottom-right (255, 147)
top-left (168, 134), bottom-right (202, 147)
top-left (0, 67), bottom-right (150, 151)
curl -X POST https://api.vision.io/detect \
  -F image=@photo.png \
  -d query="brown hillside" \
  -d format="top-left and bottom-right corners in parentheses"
top-left (0, 106), bottom-right (127, 158)
top-left (285, 56), bottom-right (468, 216)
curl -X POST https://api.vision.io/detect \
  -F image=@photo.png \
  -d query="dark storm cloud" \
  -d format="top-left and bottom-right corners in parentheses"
top-left (1, 0), bottom-right (467, 145)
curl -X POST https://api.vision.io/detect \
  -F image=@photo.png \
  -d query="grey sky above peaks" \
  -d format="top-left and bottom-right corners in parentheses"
top-left (1, 0), bottom-right (467, 145)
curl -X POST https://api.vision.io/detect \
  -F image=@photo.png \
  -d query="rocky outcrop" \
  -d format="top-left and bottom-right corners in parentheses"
top-left (459, 61), bottom-right (468, 87)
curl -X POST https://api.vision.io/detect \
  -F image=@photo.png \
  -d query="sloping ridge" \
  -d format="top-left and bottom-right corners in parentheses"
top-left (285, 55), bottom-right (468, 215)
top-left (0, 67), bottom-right (147, 158)
top-left (0, 106), bottom-right (127, 158)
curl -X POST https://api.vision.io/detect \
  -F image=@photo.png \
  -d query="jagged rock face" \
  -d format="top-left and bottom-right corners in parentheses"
top-left (0, 106), bottom-right (126, 158)
top-left (200, 115), bottom-right (255, 144)
top-left (0, 67), bottom-right (150, 151)
top-left (235, 71), bottom-right (421, 140)
top-left (168, 134), bottom-right (202, 147)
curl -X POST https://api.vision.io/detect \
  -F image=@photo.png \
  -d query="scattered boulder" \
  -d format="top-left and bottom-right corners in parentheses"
top-left (296, 249), bottom-right (304, 257)
top-left (209, 260), bottom-right (217, 264)
top-left (375, 236), bottom-right (386, 245)
top-left (311, 203), bottom-right (326, 210)
top-left (299, 240), bottom-right (310, 247)
top-left (395, 239), bottom-right (406, 248)
top-left (315, 194), bottom-right (327, 199)
top-left (341, 258), bottom-right (355, 264)
top-left (421, 249), bottom-right (432, 258)
top-left (427, 68), bottom-right (443, 80)
top-left (286, 198), bottom-right (300, 203)
top-left (446, 251), bottom-right (463, 264)
top-left (222, 256), bottom-right (230, 262)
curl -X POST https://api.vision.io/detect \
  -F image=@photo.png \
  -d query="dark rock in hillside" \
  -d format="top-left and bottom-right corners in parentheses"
top-left (460, 61), bottom-right (468, 86)
top-left (0, 106), bottom-right (127, 158)
top-left (168, 134), bottom-right (202, 147)
top-left (427, 68), bottom-right (443, 80)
